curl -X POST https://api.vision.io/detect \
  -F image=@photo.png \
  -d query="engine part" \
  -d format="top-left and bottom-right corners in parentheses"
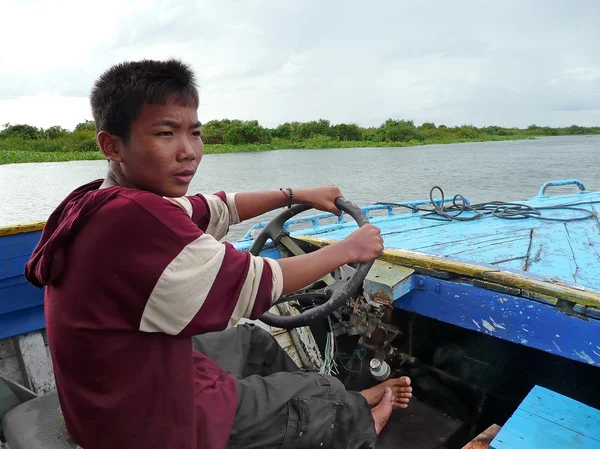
top-left (370, 358), bottom-right (392, 381)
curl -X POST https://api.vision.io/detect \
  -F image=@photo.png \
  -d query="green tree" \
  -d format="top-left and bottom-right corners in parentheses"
top-left (272, 123), bottom-right (294, 139)
top-left (43, 126), bottom-right (69, 139)
top-left (75, 120), bottom-right (96, 132)
top-left (329, 123), bottom-right (363, 141)
top-left (296, 119), bottom-right (331, 139)
top-left (379, 119), bottom-right (424, 142)
top-left (0, 123), bottom-right (43, 139)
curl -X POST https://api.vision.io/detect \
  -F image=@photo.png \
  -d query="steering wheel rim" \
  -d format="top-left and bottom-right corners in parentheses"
top-left (249, 197), bottom-right (376, 329)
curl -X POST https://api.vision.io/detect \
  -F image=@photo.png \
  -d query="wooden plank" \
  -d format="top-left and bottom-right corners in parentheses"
top-left (299, 235), bottom-right (600, 307)
top-left (563, 210), bottom-right (600, 288)
top-left (491, 386), bottom-right (600, 449)
top-left (525, 223), bottom-right (579, 283)
top-left (14, 332), bottom-right (55, 395)
top-left (0, 222), bottom-right (45, 237)
top-left (443, 232), bottom-right (531, 267)
top-left (0, 254), bottom-right (32, 280)
top-left (0, 281), bottom-right (44, 315)
top-left (395, 276), bottom-right (600, 367)
top-left (0, 232), bottom-right (41, 259)
top-left (492, 410), bottom-right (599, 449)
top-left (462, 424), bottom-right (501, 449)
top-left (0, 306), bottom-right (46, 340)
top-left (519, 386), bottom-right (600, 441)
top-left (288, 191), bottom-right (600, 295)
top-left (0, 339), bottom-right (16, 359)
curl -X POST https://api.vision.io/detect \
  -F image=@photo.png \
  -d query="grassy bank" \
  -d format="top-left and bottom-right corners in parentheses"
top-left (0, 135), bottom-right (539, 165)
top-left (1, 119), bottom-right (598, 165)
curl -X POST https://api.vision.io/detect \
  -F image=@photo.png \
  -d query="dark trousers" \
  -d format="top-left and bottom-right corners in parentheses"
top-left (192, 324), bottom-right (377, 449)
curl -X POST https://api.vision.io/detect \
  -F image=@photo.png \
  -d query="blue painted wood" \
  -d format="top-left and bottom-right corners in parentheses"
top-left (0, 255), bottom-right (31, 280)
top-left (564, 207), bottom-right (600, 287)
top-left (394, 275), bottom-right (600, 367)
top-left (0, 306), bottom-right (45, 340)
top-left (0, 281), bottom-right (44, 315)
top-left (491, 385), bottom-right (600, 448)
top-left (236, 189), bottom-right (600, 294)
top-left (0, 232), bottom-right (41, 259)
top-left (0, 230), bottom-right (45, 338)
top-left (526, 223), bottom-right (579, 283)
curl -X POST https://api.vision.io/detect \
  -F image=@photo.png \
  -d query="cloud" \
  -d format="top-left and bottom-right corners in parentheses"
top-left (0, 0), bottom-right (598, 129)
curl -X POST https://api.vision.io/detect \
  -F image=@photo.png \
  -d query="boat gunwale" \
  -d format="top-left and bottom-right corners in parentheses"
top-left (298, 235), bottom-right (600, 308)
top-left (0, 221), bottom-right (46, 237)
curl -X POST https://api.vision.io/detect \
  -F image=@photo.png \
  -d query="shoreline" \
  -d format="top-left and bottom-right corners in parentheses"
top-left (0, 135), bottom-right (542, 165)
top-left (3, 134), bottom-right (599, 165)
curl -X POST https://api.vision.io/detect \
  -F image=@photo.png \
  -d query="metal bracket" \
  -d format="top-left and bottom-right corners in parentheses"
top-left (363, 260), bottom-right (415, 305)
top-left (538, 179), bottom-right (586, 197)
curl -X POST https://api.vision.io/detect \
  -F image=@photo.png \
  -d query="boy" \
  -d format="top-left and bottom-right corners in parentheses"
top-left (25, 59), bottom-right (411, 449)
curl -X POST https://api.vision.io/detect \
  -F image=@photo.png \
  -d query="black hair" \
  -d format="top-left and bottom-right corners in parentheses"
top-left (90, 59), bottom-right (199, 140)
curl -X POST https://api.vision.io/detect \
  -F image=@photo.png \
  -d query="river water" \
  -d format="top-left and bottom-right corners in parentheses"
top-left (1, 136), bottom-right (599, 241)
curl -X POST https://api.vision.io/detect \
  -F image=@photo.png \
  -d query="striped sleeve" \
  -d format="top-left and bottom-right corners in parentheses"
top-left (131, 196), bottom-right (282, 335)
top-left (173, 191), bottom-right (241, 240)
top-left (139, 236), bottom-right (283, 335)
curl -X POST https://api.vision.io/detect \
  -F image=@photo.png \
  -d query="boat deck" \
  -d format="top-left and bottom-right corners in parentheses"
top-left (238, 182), bottom-right (600, 297)
top-left (326, 190), bottom-right (600, 293)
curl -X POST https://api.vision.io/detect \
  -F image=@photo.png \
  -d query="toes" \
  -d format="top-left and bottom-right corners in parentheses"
top-left (391, 386), bottom-right (412, 398)
top-left (384, 387), bottom-right (394, 402)
top-left (384, 376), bottom-right (411, 387)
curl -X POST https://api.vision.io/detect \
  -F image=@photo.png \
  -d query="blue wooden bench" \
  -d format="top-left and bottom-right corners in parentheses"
top-left (0, 224), bottom-right (55, 395)
top-left (491, 385), bottom-right (600, 449)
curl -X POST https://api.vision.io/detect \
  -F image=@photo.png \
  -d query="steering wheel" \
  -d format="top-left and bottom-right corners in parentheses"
top-left (248, 197), bottom-right (376, 329)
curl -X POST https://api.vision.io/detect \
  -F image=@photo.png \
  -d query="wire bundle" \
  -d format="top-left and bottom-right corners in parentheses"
top-left (377, 186), bottom-right (600, 223)
top-left (319, 317), bottom-right (339, 376)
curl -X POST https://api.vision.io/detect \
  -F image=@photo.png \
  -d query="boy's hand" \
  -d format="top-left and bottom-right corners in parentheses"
top-left (294, 185), bottom-right (344, 215)
top-left (340, 224), bottom-right (385, 263)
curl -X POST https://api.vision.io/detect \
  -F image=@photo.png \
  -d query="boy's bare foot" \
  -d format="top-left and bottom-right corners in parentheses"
top-left (360, 376), bottom-right (413, 409)
top-left (371, 387), bottom-right (394, 434)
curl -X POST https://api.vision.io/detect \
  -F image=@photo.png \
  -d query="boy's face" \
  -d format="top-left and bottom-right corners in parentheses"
top-left (115, 99), bottom-right (203, 197)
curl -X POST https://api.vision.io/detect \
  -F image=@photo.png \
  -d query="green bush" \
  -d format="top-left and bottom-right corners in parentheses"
top-left (0, 124), bottom-right (43, 140)
top-left (0, 137), bottom-right (64, 152)
top-left (76, 138), bottom-right (98, 152)
top-left (43, 126), bottom-right (69, 139)
top-left (1, 116), bottom-right (599, 165)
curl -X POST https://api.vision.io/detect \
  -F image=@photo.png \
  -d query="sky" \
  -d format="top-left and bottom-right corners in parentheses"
top-left (1, 0), bottom-right (599, 131)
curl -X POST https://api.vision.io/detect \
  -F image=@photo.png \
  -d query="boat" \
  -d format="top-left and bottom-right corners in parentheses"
top-left (1, 179), bottom-right (599, 448)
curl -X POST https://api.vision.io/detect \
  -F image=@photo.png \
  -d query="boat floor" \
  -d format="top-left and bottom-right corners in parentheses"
top-left (301, 190), bottom-right (600, 294)
top-left (376, 396), bottom-right (463, 449)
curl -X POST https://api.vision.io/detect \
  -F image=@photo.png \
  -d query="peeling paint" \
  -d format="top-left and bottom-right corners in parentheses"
top-left (521, 339), bottom-right (529, 344)
top-left (552, 341), bottom-right (562, 352)
top-left (498, 298), bottom-right (508, 304)
top-left (472, 320), bottom-right (481, 330)
top-left (523, 328), bottom-right (530, 332)
top-left (556, 334), bottom-right (561, 338)
top-left (490, 317), bottom-right (506, 329)
top-left (593, 351), bottom-right (600, 357)
top-left (482, 320), bottom-right (495, 333)
top-left (574, 350), bottom-right (596, 365)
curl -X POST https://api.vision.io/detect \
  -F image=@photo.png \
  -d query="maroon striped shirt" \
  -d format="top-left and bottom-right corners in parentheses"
top-left (25, 180), bottom-right (282, 449)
